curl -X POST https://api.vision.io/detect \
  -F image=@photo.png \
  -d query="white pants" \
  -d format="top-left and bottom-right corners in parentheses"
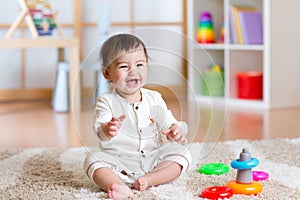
top-left (83, 143), bottom-right (192, 184)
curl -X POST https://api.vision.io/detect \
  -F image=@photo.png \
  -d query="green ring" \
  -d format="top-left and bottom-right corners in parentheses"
top-left (198, 163), bottom-right (230, 175)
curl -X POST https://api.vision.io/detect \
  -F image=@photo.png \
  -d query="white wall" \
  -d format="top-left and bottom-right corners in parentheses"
top-left (0, 0), bottom-right (185, 91)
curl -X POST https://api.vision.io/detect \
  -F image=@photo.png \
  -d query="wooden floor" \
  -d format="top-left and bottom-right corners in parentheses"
top-left (0, 99), bottom-right (299, 149)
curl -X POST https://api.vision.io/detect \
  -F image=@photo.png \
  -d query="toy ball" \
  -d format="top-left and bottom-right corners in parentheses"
top-left (198, 163), bottom-right (229, 175)
top-left (201, 186), bottom-right (233, 199)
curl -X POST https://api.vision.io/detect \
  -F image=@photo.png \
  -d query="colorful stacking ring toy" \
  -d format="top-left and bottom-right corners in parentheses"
top-left (201, 186), bottom-right (233, 199)
top-left (198, 163), bottom-right (230, 175)
top-left (253, 171), bottom-right (269, 181)
top-left (226, 180), bottom-right (262, 195)
top-left (231, 158), bottom-right (259, 170)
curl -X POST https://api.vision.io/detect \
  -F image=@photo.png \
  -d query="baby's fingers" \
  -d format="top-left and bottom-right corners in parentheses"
top-left (173, 132), bottom-right (183, 142)
top-left (179, 137), bottom-right (188, 145)
top-left (162, 129), bottom-right (171, 136)
top-left (118, 114), bottom-right (126, 122)
top-left (108, 126), bottom-right (118, 136)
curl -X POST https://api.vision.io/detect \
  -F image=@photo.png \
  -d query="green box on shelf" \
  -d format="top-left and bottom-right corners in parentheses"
top-left (193, 72), bottom-right (202, 95)
top-left (202, 71), bottom-right (224, 96)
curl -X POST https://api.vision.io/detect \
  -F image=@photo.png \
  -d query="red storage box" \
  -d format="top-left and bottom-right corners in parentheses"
top-left (237, 71), bottom-right (263, 99)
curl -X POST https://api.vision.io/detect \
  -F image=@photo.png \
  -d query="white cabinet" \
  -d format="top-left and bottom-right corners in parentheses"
top-left (187, 0), bottom-right (300, 109)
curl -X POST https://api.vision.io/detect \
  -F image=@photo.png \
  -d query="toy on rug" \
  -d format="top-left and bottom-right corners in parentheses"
top-left (226, 148), bottom-right (263, 195)
top-left (200, 147), bottom-right (269, 199)
top-left (198, 162), bottom-right (229, 175)
top-left (199, 162), bottom-right (232, 199)
top-left (201, 186), bottom-right (233, 200)
top-left (252, 170), bottom-right (269, 181)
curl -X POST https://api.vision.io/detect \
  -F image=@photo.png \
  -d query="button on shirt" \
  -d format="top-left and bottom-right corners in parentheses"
top-left (94, 88), bottom-right (179, 157)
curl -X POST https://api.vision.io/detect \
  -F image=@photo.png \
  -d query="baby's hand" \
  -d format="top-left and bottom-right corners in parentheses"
top-left (162, 124), bottom-right (188, 145)
top-left (102, 114), bottom-right (126, 139)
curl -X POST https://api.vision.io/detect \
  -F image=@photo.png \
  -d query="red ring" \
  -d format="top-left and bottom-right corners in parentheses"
top-left (253, 171), bottom-right (269, 181)
top-left (201, 186), bottom-right (233, 199)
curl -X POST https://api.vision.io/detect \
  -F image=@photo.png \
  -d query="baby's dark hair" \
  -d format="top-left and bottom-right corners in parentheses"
top-left (100, 33), bottom-right (148, 68)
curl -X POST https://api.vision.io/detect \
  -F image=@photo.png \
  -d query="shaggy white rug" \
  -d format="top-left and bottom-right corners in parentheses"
top-left (1, 138), bottom-right (300, 199)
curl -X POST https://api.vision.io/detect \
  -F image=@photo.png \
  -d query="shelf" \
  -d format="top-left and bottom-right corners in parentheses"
top-left (188, 0), bottom-right (300, 109)
top-left (0, 38), bottom-right (81, 113)
top-left (193, 43), bottom-right (265, 51)
top-left (192, 43), bottom-right (264, 51)
top-left (187, 0), bottom-right (269, 110)
top-left (228, 98), bottom-right (266, 110)
top-left (0, 38), bottom-right (78, 48)
top-left (194, 95), bottom-right (266, 110)
top-left (192, 43), bottom-right (225, 50)
top-left (228, 44), bottom-right (264, 51)
top-left (195, 96), bottom-right (226, 105)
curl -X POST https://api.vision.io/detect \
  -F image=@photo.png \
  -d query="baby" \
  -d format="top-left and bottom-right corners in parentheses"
top-left (83, 33), bottom-right (191, 200)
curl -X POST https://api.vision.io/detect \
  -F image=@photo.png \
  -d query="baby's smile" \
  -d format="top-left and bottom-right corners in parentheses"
top-left (126, 78), bottom-right (140, 87)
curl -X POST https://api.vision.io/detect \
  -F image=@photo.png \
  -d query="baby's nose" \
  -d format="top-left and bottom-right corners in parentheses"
top-left (128, 67), bottom-right (138, 74)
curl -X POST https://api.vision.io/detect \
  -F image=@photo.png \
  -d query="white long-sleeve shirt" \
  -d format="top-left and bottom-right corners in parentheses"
top-left (94, 88), bottom-right (187, 157)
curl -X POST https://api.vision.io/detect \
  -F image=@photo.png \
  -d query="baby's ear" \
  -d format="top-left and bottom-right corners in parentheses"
top-left (102, 68), bottom-right (112, 81)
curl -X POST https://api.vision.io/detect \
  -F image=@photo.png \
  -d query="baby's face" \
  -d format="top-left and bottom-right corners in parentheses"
top-left (106, 47), bottom-right (148, 97)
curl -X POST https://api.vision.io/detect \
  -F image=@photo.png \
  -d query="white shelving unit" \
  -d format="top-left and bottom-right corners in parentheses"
top-left (187, 0), bottom-right (300, 110)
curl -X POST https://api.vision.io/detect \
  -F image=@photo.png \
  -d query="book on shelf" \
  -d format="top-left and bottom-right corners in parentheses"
top-left (239, 11), bottom-right (263, 44)
top-left (230, 5), bottom-right (263, 44)
top-left (229, 9), bottom-right (237, 44)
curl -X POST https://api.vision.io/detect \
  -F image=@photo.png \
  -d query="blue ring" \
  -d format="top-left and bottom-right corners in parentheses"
top-left (231, 158), bottom-right (259, 170)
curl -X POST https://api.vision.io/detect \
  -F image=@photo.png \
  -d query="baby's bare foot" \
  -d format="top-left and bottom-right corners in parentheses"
top-left (133, 177), bottom-right (151, 191)
top-left (108, 183), bottom-right (133, 200)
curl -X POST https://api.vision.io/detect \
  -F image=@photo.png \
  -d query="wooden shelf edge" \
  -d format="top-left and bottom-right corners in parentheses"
top-left (0, 37), bottom-right (79, 48)
top-left (0, 88), bottom-right (53, 102)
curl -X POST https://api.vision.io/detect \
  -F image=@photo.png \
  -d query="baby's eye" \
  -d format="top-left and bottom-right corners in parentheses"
top-left (119, 65), bottom-right (128, 69)
top-left (137, 63), bottom-right (144, 67)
